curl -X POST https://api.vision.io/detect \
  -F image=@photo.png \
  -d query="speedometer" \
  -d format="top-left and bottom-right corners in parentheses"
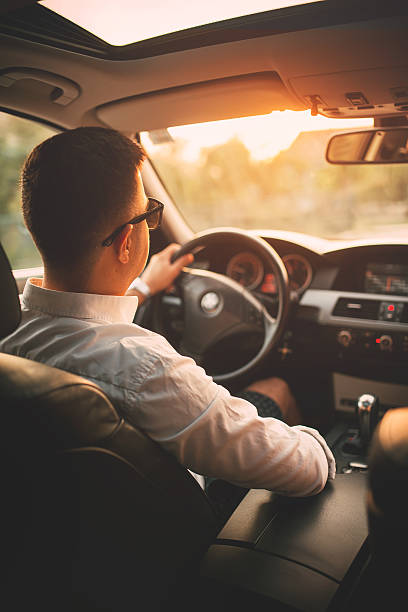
top-left (282, 254), bottom-right (313, 294)
top-left (226, 252), bottom-right (264, 290)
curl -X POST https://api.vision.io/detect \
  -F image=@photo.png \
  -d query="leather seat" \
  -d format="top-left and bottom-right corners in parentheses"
top-left (0, 243), bottom-right (218, 612)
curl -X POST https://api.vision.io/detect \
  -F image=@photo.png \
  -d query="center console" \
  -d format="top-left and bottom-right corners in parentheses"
top-left (199, 392), bottom-right (378, 611)
top-left (199, 391), bottom-right (394, 611)
top-left (295, 252), bottom-right (408, 367)
top-left (200, 473), bottom-right (368, 612)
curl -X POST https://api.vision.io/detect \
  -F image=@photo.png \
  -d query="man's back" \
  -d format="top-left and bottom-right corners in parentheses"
top-left (1, 277), bottom-right (334, 496)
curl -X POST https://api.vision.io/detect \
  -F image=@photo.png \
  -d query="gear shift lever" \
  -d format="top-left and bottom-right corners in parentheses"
top-left (357, 393), bottom-right (380, 450)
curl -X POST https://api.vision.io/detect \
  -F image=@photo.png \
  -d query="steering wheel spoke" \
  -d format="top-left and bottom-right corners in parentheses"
top-left (263, 309), bottom-right (278, 333)
top-left (177, 267), bottom-right (247, 354)
top-left (241, 291), bottom-right (267, 331)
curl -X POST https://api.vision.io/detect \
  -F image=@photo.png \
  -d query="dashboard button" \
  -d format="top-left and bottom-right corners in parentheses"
top-left (378, 335), bottom-right (393, 351)
top-left (379, 301), bottom-right (404, 322)
top-left (337, 330), bottom-right (352, 348)
top-left (361, 330), bottom-right (375, 351)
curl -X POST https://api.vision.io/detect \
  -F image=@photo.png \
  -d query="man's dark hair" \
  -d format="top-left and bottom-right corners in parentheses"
top-left (21, 127), bottom-right (145, 269)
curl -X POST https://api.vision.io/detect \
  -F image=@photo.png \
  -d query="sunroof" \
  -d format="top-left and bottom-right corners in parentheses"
top-left (40, 0), bottom-right (324, 46)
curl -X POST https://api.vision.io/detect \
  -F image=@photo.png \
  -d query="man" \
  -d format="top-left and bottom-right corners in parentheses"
top-left (0, 127), bottom-right (335, 501)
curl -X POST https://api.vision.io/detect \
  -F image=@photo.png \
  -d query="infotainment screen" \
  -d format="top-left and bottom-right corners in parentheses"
top-left (365, 262), bottom-right (408, 296)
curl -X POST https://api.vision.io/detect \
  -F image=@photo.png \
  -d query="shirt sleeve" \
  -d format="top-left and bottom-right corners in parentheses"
top-left (126, 337), bottom-right (335, 497)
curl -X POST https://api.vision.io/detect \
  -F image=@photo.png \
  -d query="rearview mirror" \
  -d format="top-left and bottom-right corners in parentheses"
top-left (326, 127), bottom-right (408, 164)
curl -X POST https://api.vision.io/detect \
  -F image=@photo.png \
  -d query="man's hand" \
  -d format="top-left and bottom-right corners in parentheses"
top-left (127, 243), bottom-right (193, 301)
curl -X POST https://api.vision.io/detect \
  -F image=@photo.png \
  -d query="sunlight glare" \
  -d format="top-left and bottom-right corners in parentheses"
top-left (156, 111), bottom-right (373, 162)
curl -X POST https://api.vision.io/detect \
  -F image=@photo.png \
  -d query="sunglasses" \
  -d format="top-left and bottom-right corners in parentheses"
top-left (101, 198), bottom-right (164, 247)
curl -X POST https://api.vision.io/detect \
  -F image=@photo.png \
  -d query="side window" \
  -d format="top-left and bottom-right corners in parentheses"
top-left (0, 112), bottom-right (56, 270)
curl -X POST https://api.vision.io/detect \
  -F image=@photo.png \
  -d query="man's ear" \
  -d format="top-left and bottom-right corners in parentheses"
top-left (115, 224), bottom-right (133, 264)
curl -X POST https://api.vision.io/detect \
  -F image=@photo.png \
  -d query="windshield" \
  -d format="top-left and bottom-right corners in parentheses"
top-left (141, 111), bottom-right (408, 240)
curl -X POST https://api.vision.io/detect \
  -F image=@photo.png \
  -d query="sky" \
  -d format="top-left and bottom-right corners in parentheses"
top-left (41, 0), bottom-right (323, 45)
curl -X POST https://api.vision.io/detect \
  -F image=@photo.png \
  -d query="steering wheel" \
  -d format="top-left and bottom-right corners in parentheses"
top-left (153, 228), bottom-right (290, 383)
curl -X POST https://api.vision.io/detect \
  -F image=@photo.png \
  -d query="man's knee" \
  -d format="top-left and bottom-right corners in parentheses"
top-left (245, 376), bottom-right (291, 402)
top-left (245, 377), bottom-right (301, 425)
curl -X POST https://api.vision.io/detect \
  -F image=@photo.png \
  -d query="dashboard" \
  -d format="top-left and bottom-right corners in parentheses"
top-left (193, 233), bottom-right (321, 299)
top-left (194, 232), bottom-right (408, 300)
top-left (191, 231), bottom-right (408, 386)
top-left (364, 262), bottom-right (408, 296)
top-left (151, 229), bottom-right (408, 437)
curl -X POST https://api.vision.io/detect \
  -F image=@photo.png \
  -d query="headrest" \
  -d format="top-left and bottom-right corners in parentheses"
top-left (0, 243), bottom-right (21, 338)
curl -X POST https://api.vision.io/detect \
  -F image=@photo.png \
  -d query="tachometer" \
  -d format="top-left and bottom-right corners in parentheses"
top-left (282, 254), bottom-right (313, 294)
top-left (226, 252), bottom-right (264, 290)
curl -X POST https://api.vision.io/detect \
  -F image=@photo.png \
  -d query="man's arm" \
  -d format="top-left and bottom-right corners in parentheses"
top-left (130, 344), bottom-right (335, 497)
top-left (163, 387), bottom-right (335, 496)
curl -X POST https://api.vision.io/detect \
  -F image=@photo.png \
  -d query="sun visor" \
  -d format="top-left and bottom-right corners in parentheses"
top-left (96, 71), bottom-right (305, 132)
top-left (290, 66), bottom-right (408, 119)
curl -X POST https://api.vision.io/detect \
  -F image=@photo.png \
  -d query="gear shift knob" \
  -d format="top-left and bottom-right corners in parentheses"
top-left (357, 393), bottom-right (380, 449)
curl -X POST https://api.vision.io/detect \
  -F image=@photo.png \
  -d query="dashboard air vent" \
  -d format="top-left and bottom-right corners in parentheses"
top-left (332, 298), bottom-right (381, 320)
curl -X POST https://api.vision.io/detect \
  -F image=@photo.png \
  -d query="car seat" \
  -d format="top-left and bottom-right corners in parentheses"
top-left (0, 243), bottom-right (218, 612)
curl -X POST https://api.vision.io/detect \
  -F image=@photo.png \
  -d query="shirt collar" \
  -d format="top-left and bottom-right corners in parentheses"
top-left (22, 278), bottom-right (138, 324)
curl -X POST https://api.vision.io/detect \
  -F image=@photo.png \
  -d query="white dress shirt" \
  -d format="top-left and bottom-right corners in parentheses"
top-left (0, 279), bottom-right (335, 496)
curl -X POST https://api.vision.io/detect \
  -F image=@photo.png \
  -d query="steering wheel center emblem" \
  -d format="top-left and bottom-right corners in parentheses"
top-left (200, 291), bottom-right (222, 314)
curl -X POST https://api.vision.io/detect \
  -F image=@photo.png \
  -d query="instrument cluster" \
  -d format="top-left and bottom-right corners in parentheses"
top-left (225, 251), bottom-right (313, 296)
